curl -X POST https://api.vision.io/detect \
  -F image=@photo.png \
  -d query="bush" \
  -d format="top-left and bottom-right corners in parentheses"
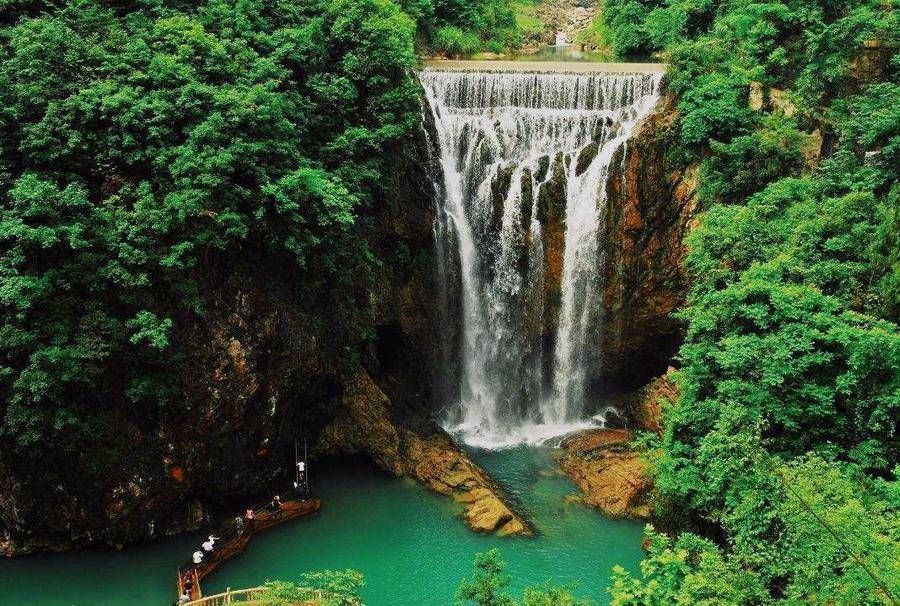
top-left (433, 25), bottom-right (481, 56)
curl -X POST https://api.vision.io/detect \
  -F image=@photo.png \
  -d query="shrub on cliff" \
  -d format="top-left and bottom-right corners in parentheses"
top-left (0, 0), bottom-right (417, 469)
top-left (601, 0), bottom-right (899, 602)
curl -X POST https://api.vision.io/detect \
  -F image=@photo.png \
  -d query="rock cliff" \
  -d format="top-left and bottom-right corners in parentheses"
top-left (0, 122), bottom-right (445, 556)
top-left (596, 94), bottom-right (697, 392)
top-left (557, 368), bottom-right (679, 519)
top-left (317, 372), bottom-right (531, 536)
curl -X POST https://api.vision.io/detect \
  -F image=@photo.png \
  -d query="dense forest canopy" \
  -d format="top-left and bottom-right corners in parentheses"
top-left (0, 0), bottom-right (898, 603)
top-left (0, 0), bottom-right (425, 472)
top-left (598, 0), bottom-right (899, 603)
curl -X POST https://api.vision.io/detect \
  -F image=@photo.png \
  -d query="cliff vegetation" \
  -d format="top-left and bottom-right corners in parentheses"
top-left (597, 0), bottom-right (899, 603)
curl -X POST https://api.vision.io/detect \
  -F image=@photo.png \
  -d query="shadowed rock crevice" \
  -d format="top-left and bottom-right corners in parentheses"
top-left (317, 372), bottom-right (532, 536)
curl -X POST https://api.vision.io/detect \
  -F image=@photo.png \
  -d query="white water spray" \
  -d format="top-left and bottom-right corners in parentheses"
top-left (420, 68), bottom-right (662, 448)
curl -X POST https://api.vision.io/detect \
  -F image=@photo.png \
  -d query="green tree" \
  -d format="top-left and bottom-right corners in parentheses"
top-left (0, 0), bottom-right (418, 526)
top-left (457, 549), bottom-right (517, 606)
top-left (262, 569), bottom-right (365, 606)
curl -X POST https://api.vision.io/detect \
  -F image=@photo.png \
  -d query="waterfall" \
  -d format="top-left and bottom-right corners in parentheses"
top-left (420, 68), bottom-right (662, 448)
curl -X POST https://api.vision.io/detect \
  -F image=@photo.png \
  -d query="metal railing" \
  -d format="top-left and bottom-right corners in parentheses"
top-left (184, 586), bottom-right (322, 606)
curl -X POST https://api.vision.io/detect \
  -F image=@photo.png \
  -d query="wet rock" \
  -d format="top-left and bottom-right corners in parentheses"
top-left (535, 155), bottom-right (550, 182)
top-left (318, 372), bottom-right (533, 537)
top-left (491, 163), bottom-right (516, 236)
top-left (601, 407), bottom-right (628, 429)
top-left (631, 367), bottom-right (677, 434)
top-left (536, 153), bottom-right (568, 337)
top-left (558, 429), bottom-right (650, 519)
top-left (575, 141), bottom-right (599, 176)
top-left (598, 94), bottom-right (698, 391)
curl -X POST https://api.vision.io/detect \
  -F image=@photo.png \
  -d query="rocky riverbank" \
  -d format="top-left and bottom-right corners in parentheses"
top-left (517, 0), bottom-right (600, 51)
top-left (556, 370), bottom-right (678, 519)
top-left (317, 372), bottom-right (532, 536)
top-left (558, 429), bottom-right (651, 518)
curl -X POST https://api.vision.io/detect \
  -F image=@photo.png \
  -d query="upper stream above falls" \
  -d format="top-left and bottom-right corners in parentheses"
top-left (420, 66), bottom-right (663, 448)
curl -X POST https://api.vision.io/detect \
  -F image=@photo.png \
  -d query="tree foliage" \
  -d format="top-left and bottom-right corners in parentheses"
top-left (601, 0), bottom-right (899, 603)
top-left (457, 550), bottom-right (591, 606)
top-left (262, 569), bottom-right (365, 606)
top-left (0, 0), bottom-right (418, 462)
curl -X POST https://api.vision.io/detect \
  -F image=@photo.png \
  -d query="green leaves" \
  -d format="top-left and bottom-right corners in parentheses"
top-left (457, 549), bottom-right (518, 606)
top-left (601, 1), bottom-right (899, 602)
top-left (457, 550), bottom-right (589, 606)
top-left (128, 311), bottom-right (173, 350)
top-left (0, 0), bottom-right (418, 456)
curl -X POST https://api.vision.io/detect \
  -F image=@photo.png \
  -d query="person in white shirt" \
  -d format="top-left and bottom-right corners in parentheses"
top-left (201, 539), bottom-right (214, 552)
top-left (179, 589), bottom-right (191, 604)
top-left (192, 550), bottom-right (203, 564)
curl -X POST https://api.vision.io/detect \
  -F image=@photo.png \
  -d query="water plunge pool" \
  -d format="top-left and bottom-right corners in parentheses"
top-left (0, 446), bottom-right (643, 605)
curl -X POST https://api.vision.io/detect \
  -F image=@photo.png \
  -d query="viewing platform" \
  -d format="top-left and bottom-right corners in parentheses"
top-left (177, 498), bottom-right (321, 603)
top-left (420, 59), bottom-right (666, 73)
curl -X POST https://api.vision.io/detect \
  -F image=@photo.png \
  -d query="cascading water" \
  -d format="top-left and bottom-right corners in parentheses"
top-left (420, 68), bottom-right (662, 448)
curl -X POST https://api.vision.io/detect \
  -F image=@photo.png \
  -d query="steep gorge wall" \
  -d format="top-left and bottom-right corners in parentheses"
top-left (0, 79), bottom-right (695, 556)
top-left (596, 93), bottom-right (697, 392)
top-left (0, 127), bottom-right (444, 556)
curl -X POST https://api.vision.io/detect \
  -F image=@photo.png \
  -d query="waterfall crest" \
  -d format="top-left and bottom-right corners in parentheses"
top-left (420, 68), bottom-right (662, 448)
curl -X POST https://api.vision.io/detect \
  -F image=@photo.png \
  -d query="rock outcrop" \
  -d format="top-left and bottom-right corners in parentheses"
top-left (0, 123), bottom-right (442, 556)
top-left (596, 94), bottom-right (698, 392)
top-left (558, 368), bottom-right (679, 519)
top-left (558, 429), bottom-right (650, 519)
top-left (629, 367), bottom-right (678, 434)
top-left (317, 372), bottom-right (531, 536)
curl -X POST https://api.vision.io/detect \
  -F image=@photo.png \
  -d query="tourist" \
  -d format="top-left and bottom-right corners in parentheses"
top-left (192, 550), bottom-right (203, 564)
top-left (244, 508), bottom-right (255, 532)
top-left (201, 534), bottom-right (218, 553)
top-left (271, 494), bottom-right (283, 518)
top-left (234, 515), bottom-right (244, 536)
top-left (179, 589), bottom-right (191, 604)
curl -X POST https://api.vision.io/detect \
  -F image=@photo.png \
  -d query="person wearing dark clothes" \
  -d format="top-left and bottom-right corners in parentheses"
top-left (271, 495), bottom-right (283, 518)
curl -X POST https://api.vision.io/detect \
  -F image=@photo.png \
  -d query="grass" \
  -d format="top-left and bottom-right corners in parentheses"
top-left (575, 1), bottom-right (612, 50)
top-left (512, 0), bottom-right (546, 41)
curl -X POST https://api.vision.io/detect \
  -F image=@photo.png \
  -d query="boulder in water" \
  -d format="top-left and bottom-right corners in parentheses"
top-left (557, 428), bottom-right (651, 519)
top-left (317, 371), bottom-right (533, 537)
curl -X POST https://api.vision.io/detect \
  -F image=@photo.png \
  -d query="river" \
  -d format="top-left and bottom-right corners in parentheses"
top-left (0, 446), bottom-right (643, 605)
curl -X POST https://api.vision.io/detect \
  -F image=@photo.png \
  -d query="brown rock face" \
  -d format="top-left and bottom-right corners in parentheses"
top-left (0, 126), bottom-right (442, 556)
top-left (597, 94), bottom-right (698, 391)
top-left (536, 153), bottom-right (569, 339)
top-left (630, 367), bottom-right (678, 433)
top-left (558, 428), bottom-right (650, 519)
top-left (317, 372), bottom-right (532, 537)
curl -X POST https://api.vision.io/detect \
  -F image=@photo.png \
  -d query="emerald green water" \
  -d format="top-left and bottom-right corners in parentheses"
top-left (0, 446), bottom-right (644, 605)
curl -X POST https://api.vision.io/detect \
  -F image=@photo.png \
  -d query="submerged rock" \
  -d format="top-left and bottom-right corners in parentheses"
top-left (317, 372), bottom-right (532, 537)
top-left (557, 428), bottom-right (650, 519)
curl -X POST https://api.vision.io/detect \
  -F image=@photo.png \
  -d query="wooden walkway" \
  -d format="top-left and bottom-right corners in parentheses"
top-left (177, 498), bottom-right (321, 602)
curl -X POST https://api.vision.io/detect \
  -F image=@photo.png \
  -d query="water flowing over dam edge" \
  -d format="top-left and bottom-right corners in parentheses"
top-left (419, 66), bottom-right (664, 449)
top-left (420, 60), bottom-right (667, 74)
